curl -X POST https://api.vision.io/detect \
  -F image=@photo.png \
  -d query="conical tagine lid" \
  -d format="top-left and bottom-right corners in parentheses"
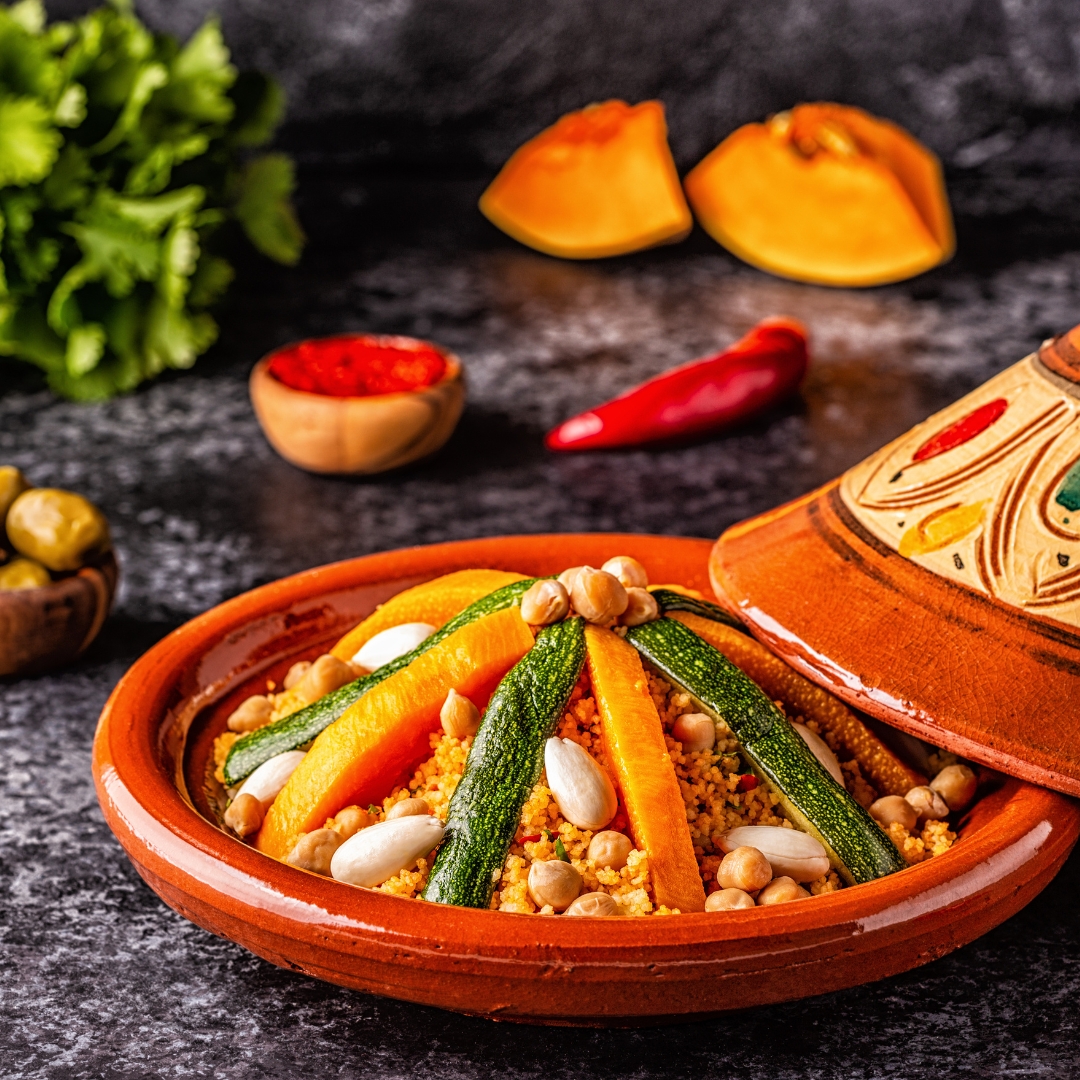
top-left (710, 325), bottom-right (1080, 796)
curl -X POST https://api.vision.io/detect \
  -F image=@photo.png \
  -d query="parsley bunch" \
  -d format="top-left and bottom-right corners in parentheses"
top-left (0, 0), bottom-right (303, 399)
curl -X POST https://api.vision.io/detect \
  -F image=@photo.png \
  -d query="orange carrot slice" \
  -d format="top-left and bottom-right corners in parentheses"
top-left (330, 569), bottom-right (526, 662)
top-left (585, 624), bottom-right (706, 913)
top-left (669, 612), bottom-right (923, 795)
top-left (258, 607), bottom-right (535, 859)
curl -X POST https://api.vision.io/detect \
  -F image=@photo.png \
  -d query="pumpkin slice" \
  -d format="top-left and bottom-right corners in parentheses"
top-left (256, 607), bottom-right (535, 859)
top-left (330, 568), bottom-right (527, 662)
top-left (669, 611), bottom-right (922, 796)
top-left (585, 624), bottom-right (706, 913)
top-left (479, 100), bottom-right (692, 259)
top-left (684, 102), bottom-right (954, 287)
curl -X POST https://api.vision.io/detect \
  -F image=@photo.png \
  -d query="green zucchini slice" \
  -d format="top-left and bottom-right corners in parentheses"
top-left (222, 577), bottom-right (540, 786)
top-left (651, 588), bottom-right (745, 630)
top-left (424, 616), bottom-right (586, 908)
top-left (625, 617), bottom-right (906, 885)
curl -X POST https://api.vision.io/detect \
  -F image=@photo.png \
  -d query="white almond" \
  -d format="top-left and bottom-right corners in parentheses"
top-left (793, 724), bottom-right (845, 786)
top-left (351, 622), bottom-right (436, 672)
top-left (330, 815), bottom-right (445, 888)
top-left (236, 750), bottom-right (306, 809)
top-left (719, 825), bottom-right (831, 883)
top-left (544, 737), bottom-right (618, 831)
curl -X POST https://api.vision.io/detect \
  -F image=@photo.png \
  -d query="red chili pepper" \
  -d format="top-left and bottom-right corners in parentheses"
top-left (520, 833), bottom-right (543, 843)
top-left (545, 317), bottom-right (809, 452)
top-left (736, 774), bottom-right (759, 793)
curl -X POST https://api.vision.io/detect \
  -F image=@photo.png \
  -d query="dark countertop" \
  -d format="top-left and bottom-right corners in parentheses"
top-left (4, 174), bottom-right (1080, 1078)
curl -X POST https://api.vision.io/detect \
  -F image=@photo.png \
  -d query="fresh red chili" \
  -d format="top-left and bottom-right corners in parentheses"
top-left (267, 334), bottom-right (447, 398)
top-left (545, 317), bottom-right (809, 451)
top-left (736, 774), bottom-right (759, 793)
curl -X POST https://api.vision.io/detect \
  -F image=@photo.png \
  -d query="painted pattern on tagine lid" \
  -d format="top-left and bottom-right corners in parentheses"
top-left (710, 325), bottom-right (1080, 796)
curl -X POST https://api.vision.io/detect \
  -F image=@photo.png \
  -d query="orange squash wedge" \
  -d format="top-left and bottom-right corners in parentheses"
top-left (256, 607), bottom-right (535, 859)
top-left (585, 624), bottom-right (706, 913)
top-left (480, 100), bottom-right (692, 259)
top-left (684, 102), bottom-right (954, 286)
top-left (330, 568), bottom-right (526, 662)
top-left (669, 612), bottom-right (922, 796)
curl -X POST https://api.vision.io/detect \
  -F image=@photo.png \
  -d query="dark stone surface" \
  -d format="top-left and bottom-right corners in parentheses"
top-left (4, 174), bottom-right (1080, 1076)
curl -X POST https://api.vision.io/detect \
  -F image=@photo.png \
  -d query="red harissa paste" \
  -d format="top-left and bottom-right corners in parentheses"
top-left (267, 335), bottom-right (447, 397)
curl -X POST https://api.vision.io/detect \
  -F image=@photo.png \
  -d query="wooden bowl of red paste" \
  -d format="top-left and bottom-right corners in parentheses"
top-left (250, 334), bottom-right (465, 475)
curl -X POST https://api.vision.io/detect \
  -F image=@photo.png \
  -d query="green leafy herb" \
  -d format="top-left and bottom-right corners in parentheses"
top-left (0, 0), bottom-right (304, 399)
top-left (554, 837), bottom-right (570, 863)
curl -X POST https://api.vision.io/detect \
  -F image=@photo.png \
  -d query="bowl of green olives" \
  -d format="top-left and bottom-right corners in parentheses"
top-left (0, 467), bottom-right (118, 678)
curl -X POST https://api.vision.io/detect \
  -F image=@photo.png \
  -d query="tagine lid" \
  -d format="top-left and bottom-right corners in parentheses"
top-left (710, 325), bottom-right (1080, 797)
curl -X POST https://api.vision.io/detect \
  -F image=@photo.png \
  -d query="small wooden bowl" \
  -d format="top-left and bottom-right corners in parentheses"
top-left (249, 337), bottom-right (465, 475)
top-left (92, 535), bottom-right (1080, 1025)
top-left (0, 550), bottom-right (118, 677)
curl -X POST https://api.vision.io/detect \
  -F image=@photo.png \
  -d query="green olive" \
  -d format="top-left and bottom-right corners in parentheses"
top-left (0, 466), bottom-right (29, 524)
top-left (6, 488), bottom-right (111, 572)
top-left (0, 557), bottom-right (52, 591)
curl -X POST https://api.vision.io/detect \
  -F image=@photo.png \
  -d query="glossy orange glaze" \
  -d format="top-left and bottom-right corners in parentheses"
top-left (93, 534), bottom-right (1080, 1024)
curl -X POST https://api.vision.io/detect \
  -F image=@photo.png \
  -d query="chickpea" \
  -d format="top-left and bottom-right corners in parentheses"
top-left (600, 556), bottom-right (648, 590)
top-left (385, 797), bottom-right (430, 820)
top-left (756, 876), bottom-right (810, 905)
top-left (283, 660), bottom-right (312, 690)
top-left (557, 566), bottom-right (585, 593)
top-left (6, 488), bottom-right (110, 572)
top-left (569, 567), bottom-right (628, 624)
top-left (931, 764), bottom-right (977, 811)
top-left (905, 785), bottom-right (950, 824)
top-left (671, 712), bottom-right (716, 754)
top-left (717, 845), bottom-right (773, 893)
top-left (286, 828), bottom-right (343, 875)
top-left (332, 805), bottom-right (371, 839)
top-left (226, 695), bottom-right (274, 733)
top-left (705, 888), bottom-right (756, 912)
top-left (520, 579), bottom-right (570, 626)
top-left (869, 795), bottom-right (918, 832)
top-left (0, 466), bottom-right (29, 523)
top-left (0, 557), bottom-right (51, 591)
top-left (528, 858), bottom-right (582, 911)
top-left (224, 792), bottom-right (264, 838)
top-left (564, 892), bottom-right (620, 916)
top-left (587, 830), bottom-right (633, 870)
top-left (440, 688), bottom-right (481, 739)
top-left (621, 587), bottom-right (660, 627)
top-left (292, 654), bottom-right (355, 706)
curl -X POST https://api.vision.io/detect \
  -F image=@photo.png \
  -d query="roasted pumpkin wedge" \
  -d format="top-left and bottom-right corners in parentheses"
top-left (585, 625), bottom-right (705, 912)
top-left (329, 569), bottom-right (526, 663)
top-left (625, 617), bottom-right (906, 885)
top-left (684, 102), bottom-right (954, 287)
top-left (224, 577), bottom-right (538, 785)
top-left (254, 607), bottom-right (535, 859)
top-left (669, 610), bottom-right (923, 796)
top-left (424, 617), bottom-right (586, 908)
top-left (480, 100), bottom-right (692, 259)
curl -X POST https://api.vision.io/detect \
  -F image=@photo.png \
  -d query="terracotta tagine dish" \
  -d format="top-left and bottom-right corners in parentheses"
top-left (712, 324), bottom-right (1080, 798)
top-left (250, 334), bottom-right (466, 475)
top-left (93, 533), bottom-right (1079, 1025)
top-left (1, 469), bottom-right (118, 678)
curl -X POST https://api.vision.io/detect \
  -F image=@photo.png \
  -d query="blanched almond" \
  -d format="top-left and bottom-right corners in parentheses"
top-left (236, 749), bottom-right (306, 808)
top-left (330, 815), bottom-right (445, 888)
top-left (793, 723), bottom-right (844, 786)
top-left (351, 622), bottom-right (436, 672)
top-left (719, 825), bottom-right (830, 883)
top-left (544, 737), bottom-right (618, 831)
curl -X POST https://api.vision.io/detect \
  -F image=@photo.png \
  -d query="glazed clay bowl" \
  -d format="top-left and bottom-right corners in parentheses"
top-left (92, 534), bottom-right (1080, 1025)
top-left (1, 550), bottom-right (118, 677)
top-left (249, 337), bottom-right (465, 475)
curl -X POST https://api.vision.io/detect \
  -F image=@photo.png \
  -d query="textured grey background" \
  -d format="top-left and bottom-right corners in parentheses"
top-left (5, 1), bottom-right (1080, 1076)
